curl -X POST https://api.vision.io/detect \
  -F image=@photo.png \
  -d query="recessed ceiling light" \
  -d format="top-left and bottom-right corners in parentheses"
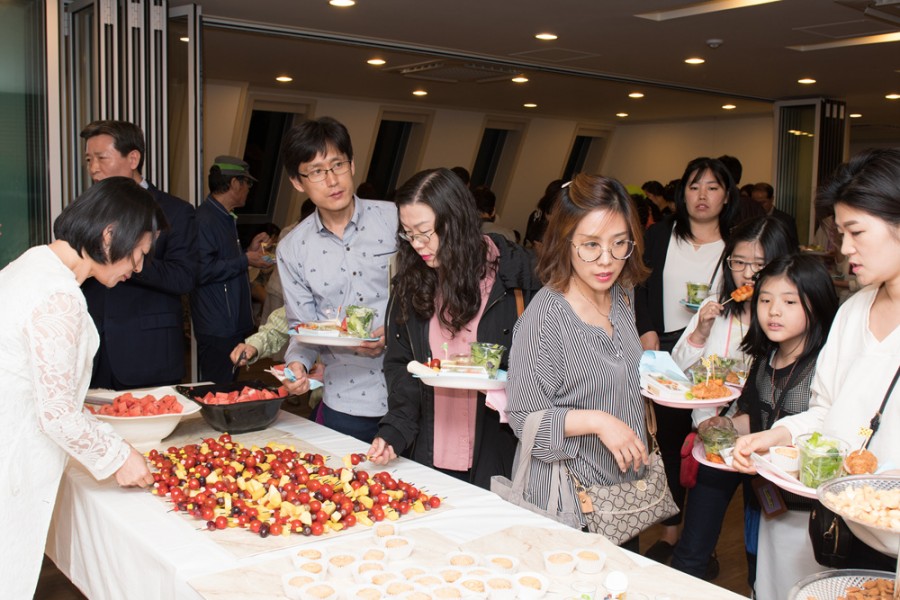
top-left (616, 112), bottom-right (629, 118)
top-left (412, 90), bottom-right (428, 97)
top-left (367, 58), bottom-right (386, 66)
top-left (637, 0), bottom-right (781, 21)
top-left (684, 57), bottom-right (705, 65)
top-left (722, 104), bottom-right (737, 110)
top-left (628, 92), bottom-right (645, 99)
top-left (798, 78), bottom-right (816, 85)
top-left (849, 113), bottom-right (863, 118)
top-left (535, 32), bottom-right (558, 41)
top-left (789, 31), bottom-right (900, 51)
top-left (179, 36), bottom-right (190, 43)
top-left (275, 76), bottom-right (293, 83)
top-left (329, 0), bottom-right (355, 6)
top-left (523, 103), bottom-right (538, 108)
top-left (887, 93), bottom-right (900, 100)
top-left (512, 76), bottom-right (529, 83)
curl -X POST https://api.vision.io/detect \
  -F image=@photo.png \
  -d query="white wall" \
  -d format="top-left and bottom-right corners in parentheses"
top-left (202, 83), bottom-right (778, 234)
top-left (602, 116), bottom-right (775, 187)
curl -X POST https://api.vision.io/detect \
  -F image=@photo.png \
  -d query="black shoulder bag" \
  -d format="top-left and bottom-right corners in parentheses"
top-left (808, 365), bottom-right (900, 568)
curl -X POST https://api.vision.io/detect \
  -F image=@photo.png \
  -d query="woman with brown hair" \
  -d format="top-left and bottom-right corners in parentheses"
top-left (506, 173), bottom-right (651, 550)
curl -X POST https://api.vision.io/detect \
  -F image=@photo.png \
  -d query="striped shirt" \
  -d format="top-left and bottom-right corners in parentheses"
top-left (506, 284), bottom-right (647, 519)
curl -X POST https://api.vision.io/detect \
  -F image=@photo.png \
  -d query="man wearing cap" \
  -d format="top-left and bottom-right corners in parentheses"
top-left (191, 156), bottom-right (271, 383)
top-left (80, 120), bottom-right (198, 389)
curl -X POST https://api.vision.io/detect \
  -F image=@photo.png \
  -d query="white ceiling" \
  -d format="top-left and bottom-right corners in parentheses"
top-left (172, 0), bottom-right (900, 143)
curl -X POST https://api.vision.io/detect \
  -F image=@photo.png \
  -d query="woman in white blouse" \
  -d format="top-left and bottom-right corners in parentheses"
top-left (0, 177), bottom-right (161, 598)
top-left (734, 148), bottom-right (900, 570)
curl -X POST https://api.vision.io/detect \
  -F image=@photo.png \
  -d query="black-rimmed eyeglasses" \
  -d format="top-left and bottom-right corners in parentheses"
top-left (726, 257), bottom-right (766, 273)
top-left (298, 160), bottom-right (352, 183)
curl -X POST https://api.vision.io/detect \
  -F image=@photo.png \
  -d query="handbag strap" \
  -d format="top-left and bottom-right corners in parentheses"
top-left (510, 409), bottom-right (577, 515)
top-left (514, 288), bottom-right (525, 317)
top-left (869, 364), bottom-right (900, 438)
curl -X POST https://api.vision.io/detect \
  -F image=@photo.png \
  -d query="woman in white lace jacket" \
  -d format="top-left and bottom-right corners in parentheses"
top-left (0, 176), bottom-right (164, 598)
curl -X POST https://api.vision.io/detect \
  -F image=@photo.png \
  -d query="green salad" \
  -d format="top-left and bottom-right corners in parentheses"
top-left (470, 342), bottom-right (506, 379)
top-left (344, 305), bottom-right (376, 338)
top-left (798, 432), bottom-right (846, 488)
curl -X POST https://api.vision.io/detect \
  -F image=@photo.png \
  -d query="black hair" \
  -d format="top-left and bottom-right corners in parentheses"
top-left (537, 179), bottom-right (564, 214)
top-left (717, 155), bottom-right (743, 186)
top-left (740, 254), bottom-right (838, 364)
top-left (641, 180), bottom-right (665, 197)
top-left (391, 168), bottom-right (492, 333)
top-left (208, 166), bottom-right (244, 195)
top-left (752, 182), bottom-right (774, 199)
top-left (816, 148), bottom-right (900, 226)
top-left (672, 157), bottom-right (741, 243)
top-left (450, 166), bottom-right (471, 186)
top-left (471, 185), bottom-right (497, 215)
top-left (716, 216), bottom-right (797, 318)
top-left (281, 117), bottom-right (354, 180)
top-left (53, 176), bottom-right (167, 264)
top-left (80, 120), bottom-right (145, 173)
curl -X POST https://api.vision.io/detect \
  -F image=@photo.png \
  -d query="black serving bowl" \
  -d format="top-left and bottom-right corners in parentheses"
top-left (175, 380), bottom-right (292, 434)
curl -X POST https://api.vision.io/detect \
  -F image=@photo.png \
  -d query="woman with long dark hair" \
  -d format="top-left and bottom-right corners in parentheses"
top-left (635, 156), bottom-right (742, 561)
top-left (368, 168), bottom-right (541, 488)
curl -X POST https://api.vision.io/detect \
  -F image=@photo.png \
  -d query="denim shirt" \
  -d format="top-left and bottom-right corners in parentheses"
top-left (277, 197), bottom-right (397, 417)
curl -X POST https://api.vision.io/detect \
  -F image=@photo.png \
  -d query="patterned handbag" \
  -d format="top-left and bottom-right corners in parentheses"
top-left (571, 401), bottom-right (680, 545)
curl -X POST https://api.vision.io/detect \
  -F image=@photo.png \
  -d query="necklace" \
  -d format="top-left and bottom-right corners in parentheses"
top-left (574, 279), bottom-right (610, 319)
top-left (768, 351), bottom-right (801, 427)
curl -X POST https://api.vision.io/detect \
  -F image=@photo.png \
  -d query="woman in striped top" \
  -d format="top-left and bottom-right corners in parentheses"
top-left (506, 174), bottom-right (652, 549)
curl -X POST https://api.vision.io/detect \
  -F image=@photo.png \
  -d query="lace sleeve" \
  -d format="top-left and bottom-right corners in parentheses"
top-left (27, 291), bottom-right (131, 480)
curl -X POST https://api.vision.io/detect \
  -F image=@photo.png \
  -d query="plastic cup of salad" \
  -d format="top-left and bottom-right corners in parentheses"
top-left (686, 282), bottom-right (711, 305)
top-left (796, 432), bottom-right (849, 488)
top-left (344, 305), bottom-right (376, 338)
top-left (470, 343), bottom-right (506, 379)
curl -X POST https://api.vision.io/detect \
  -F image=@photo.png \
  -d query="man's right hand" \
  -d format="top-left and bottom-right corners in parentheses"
top-left (246, 249), bottom-right (271, 269)
top-left (229, 343), bottom-right (258, 367)
top-left (282, 361), bottom-right (311, 395)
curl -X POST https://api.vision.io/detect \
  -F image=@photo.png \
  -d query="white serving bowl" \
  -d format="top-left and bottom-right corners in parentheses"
top-left (86, 386), bottom-right (200, 451)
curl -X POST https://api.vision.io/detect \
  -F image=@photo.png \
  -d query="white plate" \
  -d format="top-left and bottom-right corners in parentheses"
top-left (291, 332), bottom-right (380, 347)
top-left (642, 386), bottom-right (739, 409)
top-left (415, 370), bottom-right (507, 391)
top-left (692, 438), bottom-right (736, 472)
top-left (752, 451), bottom-right (817, 499)
top-left (679, 299), bottom-right (701, 311)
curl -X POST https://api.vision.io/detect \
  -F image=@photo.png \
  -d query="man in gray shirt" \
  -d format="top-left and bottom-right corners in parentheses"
top-left (277, 117), bottom-right (397, 442)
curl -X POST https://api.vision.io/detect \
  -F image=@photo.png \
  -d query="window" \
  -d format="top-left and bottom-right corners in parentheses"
top-left (564, 136), bottom-right (592, 180)
top-left (471, 128), bottom-right (507, 188)
top-left (367, 120), bottom-right (412, 199)
top-left (564, 129), bottom-right (609, 180)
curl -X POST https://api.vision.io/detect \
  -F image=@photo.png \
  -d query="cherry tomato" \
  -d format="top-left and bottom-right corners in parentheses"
top-left (368, 483), bottom-right (383, 496)
top-left (215, 516), bottom-right (228, 530)
top-left (428, 496), bottom-right (441, 509)
top-left (350, 453), bottom-right (362, 466)
top-left (249, 519), bottom-right (262, 534)
top-left (311, 522), bottom-right (324, 536)
top-left (343, 514), bottom-right (357, 528)
top-left (269, 523), bottom-right (283, 536)
top-left (309, 500), bottom-right (322, 513)
top-left (398, 501), bottom-right (410, 515)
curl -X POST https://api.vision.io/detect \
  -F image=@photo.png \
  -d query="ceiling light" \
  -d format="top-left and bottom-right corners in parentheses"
top-left (789, 32), bottom-right (900, 52)
top-left (523, 103), bottom-right (538, 108)
top-left (275, 76), bottom-right (293, 83)
top-left (535, 33), bottom-right (558, 41)
top-left (512, 76), bottom-right (529, 83)
top-left (849, 113), bottom-right (863, 118)
top-left (684, 57), bottom-right (705, 65)
top-left (798, 78), bottom-right (816, 85)
top-left (616, 112), bottom-right (629, 118)
top-left (412, 90), bottom-right (428, 97)
top-left (628, 92), bottom-right (645, 99)
top-left (887, 94), bottom-right (900, 100)
top-left (329, 0), bottom-right (355, 6)
top-left (367, 58), bottom-right (386, 66)
top-left (179, 37), bottom-right (190, 43)
top-left (722, 104), bottom-right (737, 110)
top-left (636, 0), bottom-right (781, 22)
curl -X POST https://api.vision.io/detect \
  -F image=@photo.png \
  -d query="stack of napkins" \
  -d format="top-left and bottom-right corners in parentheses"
top-left (639, 351), bottom-right (692, 400)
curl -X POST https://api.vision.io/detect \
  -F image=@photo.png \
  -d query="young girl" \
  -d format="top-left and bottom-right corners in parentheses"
top-left (670, 216), bottom-right (796, 581)
top-left (733, 254), bottom-right (839, 600)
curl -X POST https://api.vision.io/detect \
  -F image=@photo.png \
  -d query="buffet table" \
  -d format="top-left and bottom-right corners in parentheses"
top-left (45, 411), bottom-right (748, 599)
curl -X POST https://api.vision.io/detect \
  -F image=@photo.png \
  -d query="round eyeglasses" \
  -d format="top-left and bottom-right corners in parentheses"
top-left (571, 240), bottom-right (635, 262)
top-left (298, 160), bottom-right (352, 183)
top-left (398, 230), bottom-right (434, 245)
top-left (726, 257), bottom-right (766, 273)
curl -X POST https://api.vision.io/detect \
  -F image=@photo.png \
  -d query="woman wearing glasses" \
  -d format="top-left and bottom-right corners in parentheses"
top-left (635, 157), bottom-right (742, 562)
top-left (367, 168), bottom-right (540, 489)
top-left (669, 215), bottom-right (796, 582)
top-left (505, 174), bottom-right (651, 549)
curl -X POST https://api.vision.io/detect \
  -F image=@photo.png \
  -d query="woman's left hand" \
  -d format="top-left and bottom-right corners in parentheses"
top-left (115, 447), bottom-right (155, 487)
top-left (594, 412), bottom-right (649, 473)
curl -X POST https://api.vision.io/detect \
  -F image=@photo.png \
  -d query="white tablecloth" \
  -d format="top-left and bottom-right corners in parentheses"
top-left (45, 411), bottom-right (747, 599)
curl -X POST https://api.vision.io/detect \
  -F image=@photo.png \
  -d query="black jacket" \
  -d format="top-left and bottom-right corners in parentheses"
top-left (84, 183), bottom-right (197, 388)
top-left (635, 216), bottom-right (675, 337)
top-left (377, 235), bottom-right (541, 489)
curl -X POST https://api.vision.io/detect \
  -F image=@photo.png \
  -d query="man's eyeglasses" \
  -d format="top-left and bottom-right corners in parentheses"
top-left (298, 160), bottom-right (352, 183)
top-left (571, 239), bottom-right (635, 262)
top-left (398, 230), bottom-right (434, 245)
top-left (239, 177), bottom-right (254, 188)
top-left (726, 257), bottom-right (766, 273)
